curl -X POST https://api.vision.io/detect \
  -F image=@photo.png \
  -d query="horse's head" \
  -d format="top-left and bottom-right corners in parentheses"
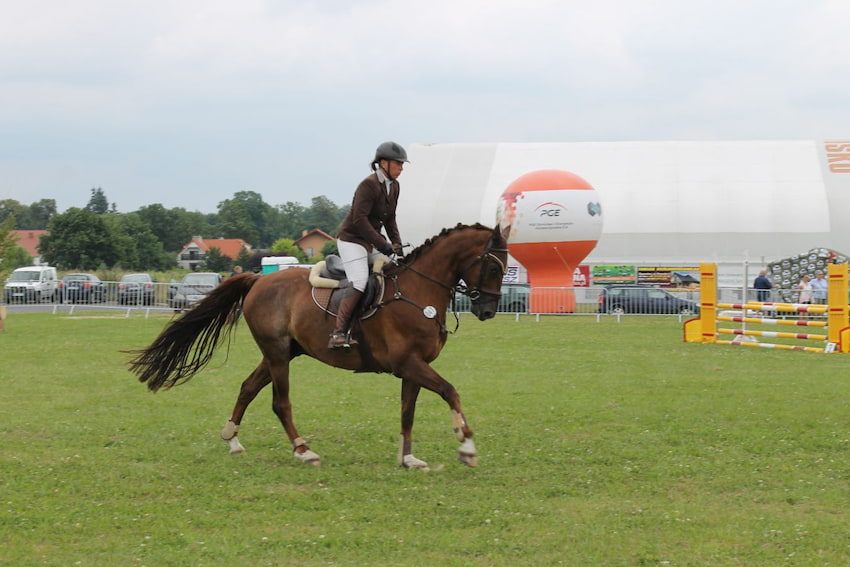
top-left (456, 225), bottom-right (510, 321)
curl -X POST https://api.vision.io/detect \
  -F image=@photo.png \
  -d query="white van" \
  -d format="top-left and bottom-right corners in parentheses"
top-left (4, 266), bottom-right (60, 304)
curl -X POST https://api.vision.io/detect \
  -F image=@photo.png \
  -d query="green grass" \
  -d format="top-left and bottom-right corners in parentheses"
top-left (2, 312), bottom-right (850, 566)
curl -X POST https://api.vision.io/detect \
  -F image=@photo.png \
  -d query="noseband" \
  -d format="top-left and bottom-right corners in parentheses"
top-left (454, 243), bottom-right (508, 304)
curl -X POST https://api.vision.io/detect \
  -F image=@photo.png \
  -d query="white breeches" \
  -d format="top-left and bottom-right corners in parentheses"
top-left (337, 240), bottom-right (385, 292)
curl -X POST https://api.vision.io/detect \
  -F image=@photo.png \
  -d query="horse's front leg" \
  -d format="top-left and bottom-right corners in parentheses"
top-left (396, 358), bottom-right (478, 468)
top-left (398, 379), bottom-right (429, 470)
top-left (220, 360), bottom-right (272, 454)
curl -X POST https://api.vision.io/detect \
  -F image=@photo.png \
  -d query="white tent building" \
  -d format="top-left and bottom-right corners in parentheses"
top-left (396, 140), bottom-right (850, 285)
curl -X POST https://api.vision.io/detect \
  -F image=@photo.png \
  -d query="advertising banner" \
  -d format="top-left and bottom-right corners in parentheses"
top-left (592, 265), bottom-right (636, 285)
top-left (636, 267), bottom-right (700, 287)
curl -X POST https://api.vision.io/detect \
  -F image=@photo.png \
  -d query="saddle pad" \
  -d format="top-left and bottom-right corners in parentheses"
top-left (311, 276), bottom-right (384, 320)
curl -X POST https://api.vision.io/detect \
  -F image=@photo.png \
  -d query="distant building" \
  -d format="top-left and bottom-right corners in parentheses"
top-left (176, 236), bottom-right (252, 271)
top-left (11, 230), bottom-right (49, 264)
top-left (294, 228), bottom-right (335, 258)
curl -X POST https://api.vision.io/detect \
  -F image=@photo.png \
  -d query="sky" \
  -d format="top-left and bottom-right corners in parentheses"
top-left (2, 0), bottom-right (849, 214)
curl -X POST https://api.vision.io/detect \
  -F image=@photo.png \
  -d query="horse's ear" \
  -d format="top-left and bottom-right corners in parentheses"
top-left (497, 223), bottom-right (510, 243)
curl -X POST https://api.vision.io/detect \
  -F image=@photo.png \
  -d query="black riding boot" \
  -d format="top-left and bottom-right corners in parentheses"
top-left (328, 290), bottom-right (363, 349)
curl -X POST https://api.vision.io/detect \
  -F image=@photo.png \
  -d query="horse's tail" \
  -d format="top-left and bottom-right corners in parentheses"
top-left (127, 273), bottom-right (260, 392)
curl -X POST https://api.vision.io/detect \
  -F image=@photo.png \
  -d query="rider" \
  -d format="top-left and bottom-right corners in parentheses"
top-left (329, 141), bottom-right (407, 349)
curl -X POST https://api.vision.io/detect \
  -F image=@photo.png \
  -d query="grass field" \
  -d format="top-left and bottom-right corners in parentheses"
top-left (2, 311), bottom-right (850, 566)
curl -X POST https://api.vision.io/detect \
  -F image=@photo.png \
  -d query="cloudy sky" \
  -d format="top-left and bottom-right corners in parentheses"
top-left (2, 0), bottom-right (848, 214)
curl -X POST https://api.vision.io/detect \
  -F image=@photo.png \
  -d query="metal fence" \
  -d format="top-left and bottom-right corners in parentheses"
top-left (5, 279), bottom-right (771, 319)
top-left (2, 280), bottom-right (216, 315)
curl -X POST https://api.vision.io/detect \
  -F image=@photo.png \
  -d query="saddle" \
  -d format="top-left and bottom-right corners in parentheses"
top-left (309, 254), bottom-right (387, 319)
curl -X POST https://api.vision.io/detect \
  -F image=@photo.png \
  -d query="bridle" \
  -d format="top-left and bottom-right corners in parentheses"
top-left (390, 236), bottom-right (508, 307)
top-left (454, 243), bottom-right (508, 303)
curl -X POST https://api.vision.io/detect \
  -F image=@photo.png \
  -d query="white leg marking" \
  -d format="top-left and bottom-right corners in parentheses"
top-left (227, 436), bottom-right (246, 454)
top-left (458, 438), bottom-right (478, 468)
top-left (221, 420), bottom-right (245, 454)
top-left (402, 454), bottom-right (430, 471)
top-left (292, 437), bottom-right (321, 466)
top-left (294, 448), bottom-right (321, 466)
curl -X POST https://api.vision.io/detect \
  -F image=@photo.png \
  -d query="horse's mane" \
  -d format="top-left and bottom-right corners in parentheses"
top-left (400, 222), bottom-right (495, 265)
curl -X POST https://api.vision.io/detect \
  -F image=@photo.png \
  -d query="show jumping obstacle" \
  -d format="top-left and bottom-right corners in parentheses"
top-left (683, 262), bottom-right (850, 353)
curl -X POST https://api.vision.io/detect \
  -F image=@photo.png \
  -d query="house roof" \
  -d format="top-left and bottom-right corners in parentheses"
top-left (294, 228), bottom-right (335, 244)
top-left (182, 236), bottom-right (252, 259)
top-left (11, 230), bottom-right (48, 257)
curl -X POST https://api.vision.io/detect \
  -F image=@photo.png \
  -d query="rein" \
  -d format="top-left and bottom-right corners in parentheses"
top-left (378, 237), bottom-right (508, 334)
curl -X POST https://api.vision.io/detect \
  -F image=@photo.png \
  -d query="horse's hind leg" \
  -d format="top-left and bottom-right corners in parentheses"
top-left (398, 380), bottom-right (430, 470)
top-left (221, 360), bottom-right (272, 454)
top-left (266, 352), bottom-right (321, 466)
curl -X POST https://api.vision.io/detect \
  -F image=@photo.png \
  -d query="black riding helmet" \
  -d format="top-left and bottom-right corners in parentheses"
top-left (374, 141), bottom-right (409, 164)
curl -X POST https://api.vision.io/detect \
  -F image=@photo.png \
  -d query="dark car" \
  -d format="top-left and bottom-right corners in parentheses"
top-left (118, 273), bottom-right (155, 305)
top-left (453, 283), bottom-right (530, 314)
top-left (169, 272), bottom-right (223, 311)
top-left (60, 273), bottom-right (106, 303)
top-left (598, 285), bottom-right (699, 315)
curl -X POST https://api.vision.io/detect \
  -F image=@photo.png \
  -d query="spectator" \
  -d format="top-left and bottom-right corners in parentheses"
top-left (753, 270), bottom-right (772, 302)
top-left (230, 265), bottom-right (243, 277)
top-left (797, 274), bottom-right (813, 305)
top-left (811, 270), bottom-right (827, 304)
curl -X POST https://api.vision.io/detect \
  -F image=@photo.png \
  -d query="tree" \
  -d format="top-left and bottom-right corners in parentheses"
top-left (86, 187), bottom-right (110, 214)
top-left (236, 191), bottom-right (274, 245)
top-left (106, 213), bottom-right (175, 271)
top-left (214, 191), bottom-right (276, 247)
top-left (304, 195), bottom-right (344, 235)
top-left (201, 247), bottom-right (231, 272)
top-left (234, 247), bottom-right (253, 270)
top-left (27, 199), bottom-right (57, 229)
top-left (320, 240), bottom-right (339, 258)
top-left (269, 238), bottom-right (307, 262)
top-left (40, 208), bottom-right (120, 269)
top-left (267, 201), bottom-right (306, 240)
top-left (0, 217), bottom-right (24, 273)
top-left (215, 199), bottom-right (259, 247)
top-left (0, 200), bottom-right (27, 227)
top-left (3, 244), bottom-right (31, 271)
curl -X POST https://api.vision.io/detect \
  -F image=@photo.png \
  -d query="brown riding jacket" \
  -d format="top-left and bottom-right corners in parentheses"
top-left (337, 173), bottom-right (401, 250)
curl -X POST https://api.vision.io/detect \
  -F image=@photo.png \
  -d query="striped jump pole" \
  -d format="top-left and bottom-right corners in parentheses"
top-left (716, 302), bottom-right (827, 314)
top-left (683, 261), bottom-right (850, 353)
top-left (715, 340), bottom-right (826, 354)
top-left (717, 328), bottom-right (827, 341)
top-left (716, 315), bottom-right (827, 328)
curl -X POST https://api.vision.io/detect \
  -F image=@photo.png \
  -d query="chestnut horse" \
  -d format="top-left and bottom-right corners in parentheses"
top-left (128, 223), bottom-right (508, 469)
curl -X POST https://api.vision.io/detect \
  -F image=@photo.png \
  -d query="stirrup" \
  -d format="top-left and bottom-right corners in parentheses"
top-left (328, 331), bottom-right (358, 349)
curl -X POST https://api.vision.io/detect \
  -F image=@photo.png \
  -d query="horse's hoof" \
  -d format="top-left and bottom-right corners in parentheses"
top-left (226, 436), bottom-right (245, 454)
top-left (458, 452), bottom-right (478, 467)
top-left (458, 438), bottom-right (478, 467)
top-left (294, 449), bottom-right (321, 466)
top-left (401, 454), bottom-right (430, 471)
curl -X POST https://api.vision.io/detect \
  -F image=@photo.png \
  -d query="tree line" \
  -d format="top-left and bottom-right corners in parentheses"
top-left (0, 188), bottom-right (349, 272)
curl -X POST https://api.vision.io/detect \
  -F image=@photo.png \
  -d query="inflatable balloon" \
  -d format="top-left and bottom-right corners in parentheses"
top-left (497, 169), bottom-right (603, 312)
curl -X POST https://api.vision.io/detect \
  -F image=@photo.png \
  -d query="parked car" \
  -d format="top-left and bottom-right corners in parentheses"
top-left (60, 273), bottom-right (106, 303)
top-left (453, 283), bottom-right (530, 313)
top-left (3, 266), bottom-right (60, 304)
top-left (118, 273), bottom-right (155, 305)
top-left (598, 285), bottom-right (699, 315)
top-left (169, 272), bottom-right (223, 311)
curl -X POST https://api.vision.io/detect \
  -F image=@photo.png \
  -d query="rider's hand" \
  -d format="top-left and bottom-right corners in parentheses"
top-left (378, 241), bottom-right (394, 256)
top-left (392, 242), bottom-right (404, 258)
